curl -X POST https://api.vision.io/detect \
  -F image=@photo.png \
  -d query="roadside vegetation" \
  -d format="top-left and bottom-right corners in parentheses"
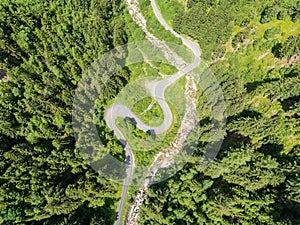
top-left (139, 0), bottom-right (194, 63)
top-left (156, 0), bottom-right (183, 26)
top-left (0, 0), bottom-right (299, 224)
top-left (0, 0), bottom-right (130, 224)
top-left (139, 0), bottom-right (300, 224)
top-left (116, 76), bottom-right (187, 168)
top-left (131, 97), bottom-right (164, 126)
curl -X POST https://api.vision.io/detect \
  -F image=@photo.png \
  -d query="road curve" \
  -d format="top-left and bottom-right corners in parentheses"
top-left (150, 0), bottom-right (201, 58)
top-left (107, 1), bottom-right (201, 224)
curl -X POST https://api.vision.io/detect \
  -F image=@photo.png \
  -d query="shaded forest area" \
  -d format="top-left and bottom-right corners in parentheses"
top-left (139, 0), bottom-right (300, 224)
top-left (173, 0), bottom-right (300, 60)
top-left (0, 0), bottom-right (130, 224)
top-left (0, 0), bottom-right (299, 224)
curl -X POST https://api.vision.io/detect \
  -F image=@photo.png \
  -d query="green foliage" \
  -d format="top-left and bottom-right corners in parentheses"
top-left (139, 0), bottom-right (182, 45)
top-left (260, 5), bottom-right (279, 24)
top-left (232, 28), bottom-right (251, 49)
top-left (139, 1), bottom-right (300, 225)
top-left (156, 0), bottom-right (183, 25)
top-left (260, 0), bottom-right (300, 23)
top-left (173, 0), bottom-right (257, 59)
top-left (0, 0), bottom-right (130, 224)
top-left (264, 27), bottom-right (281, 40)
top-left (272, 34), bottom-right (300, 58)
top-left (172, 0), bottom-right (300, 60)
top-left (132, 97), bottom-right (164, 126)
top-left (0, 0), bottom-right (299, 224)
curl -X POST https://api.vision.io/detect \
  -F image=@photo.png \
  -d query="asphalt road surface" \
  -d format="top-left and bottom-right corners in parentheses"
top-left (106, 1), bottom-right (201, 224)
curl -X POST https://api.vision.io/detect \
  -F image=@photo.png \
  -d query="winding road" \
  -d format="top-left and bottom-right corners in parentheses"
top-left (105, 1), bottom-right (201, 224)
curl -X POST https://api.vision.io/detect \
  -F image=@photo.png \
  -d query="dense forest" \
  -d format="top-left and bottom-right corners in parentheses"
top-left (0, 0), bottom-right (130, 224)
top-left (0, 0), bottom-right (299, 224)
top-left (173, 0), bottom-right (300, 60)
top-left (140, 0), bottom-right (300, 224)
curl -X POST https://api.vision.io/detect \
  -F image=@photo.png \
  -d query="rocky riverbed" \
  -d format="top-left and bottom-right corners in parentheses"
top-left (124, 1), bottom-right (199, 224)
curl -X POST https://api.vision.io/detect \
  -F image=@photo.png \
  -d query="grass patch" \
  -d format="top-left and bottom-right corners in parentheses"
top-left (139, 0), bottom-right (194, 63)
top-left (157, 62), bottom-right (178, 76)
top-left (127, 62), bottom-right (160, 81)
top-left (132, 96), bottom-right (164, 126)
top-left (116, 99), bottom-right (182, 167)
top-left (114, 76), bottom-right (187, 168)
top-left (156, 0), bottom-right (183, 25)
top-left (139, 0), bottom-right (181, 45)
top-left (223, 17), bottom-right (300, 84)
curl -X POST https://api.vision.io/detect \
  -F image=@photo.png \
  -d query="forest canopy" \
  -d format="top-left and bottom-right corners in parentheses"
top-left (139, 0), bottom-right (300, 224)
top-left (0, 0), bottom-right (129, 224)
top-left (0, 0), bottom-right (299, 224)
